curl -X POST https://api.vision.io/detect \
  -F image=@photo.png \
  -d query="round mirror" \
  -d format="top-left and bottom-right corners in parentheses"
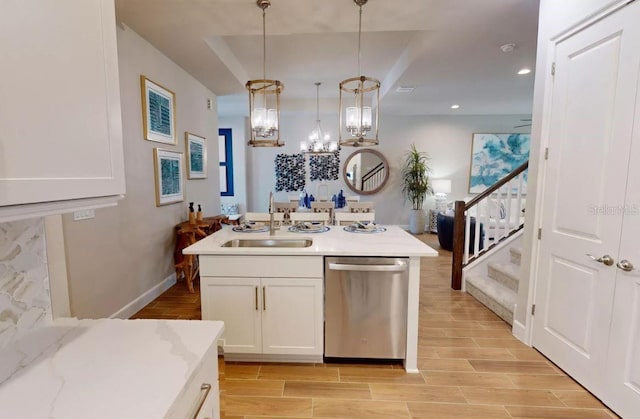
top-left (343, 149), bottom-right (389, 195)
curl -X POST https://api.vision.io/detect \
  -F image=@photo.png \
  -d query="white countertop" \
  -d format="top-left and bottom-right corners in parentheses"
top-left (0, 318), bottom-right (224, 419)
top-left (184, 224), bottom-right (438, 257)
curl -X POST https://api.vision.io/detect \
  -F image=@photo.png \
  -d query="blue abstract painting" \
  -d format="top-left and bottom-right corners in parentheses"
top-left (149, 90), bottom-right (172, 136)
top-left (154, 148), bottom-right (184, 206)
top-left (469, 133), bottom-right (530, 194)
top-left (142, 76), bottom-right (175, 144)
top-left (161, 157), bottom-right (181, 195)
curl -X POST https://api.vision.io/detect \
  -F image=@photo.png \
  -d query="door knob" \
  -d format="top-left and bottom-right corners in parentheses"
top-left (616, 260), bottom-right (634, 272)
top-left (586, 254), bottom-right (614, 266)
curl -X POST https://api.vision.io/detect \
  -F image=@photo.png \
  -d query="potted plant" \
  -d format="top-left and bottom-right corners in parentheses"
top-left (401, 144), bottom-right (433, 234)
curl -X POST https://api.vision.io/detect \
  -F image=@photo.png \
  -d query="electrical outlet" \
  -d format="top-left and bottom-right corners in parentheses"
top-left (73, 209), bottom-right (95, 221)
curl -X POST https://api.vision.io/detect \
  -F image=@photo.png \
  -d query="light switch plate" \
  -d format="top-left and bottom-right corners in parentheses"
top-left (73, 209), bottom-right (95, 221)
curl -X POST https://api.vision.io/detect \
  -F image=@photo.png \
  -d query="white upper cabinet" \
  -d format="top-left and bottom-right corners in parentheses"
top-left (0, 0), bottom-right (125, 219)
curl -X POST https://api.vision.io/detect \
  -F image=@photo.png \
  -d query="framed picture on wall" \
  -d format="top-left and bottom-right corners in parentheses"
top-left (469, 133), bottom-right (530, 194)
top-left (185, 132), bottom-right (207, 179)
top-left (153, 148), bottom-right (184, 206)
top-left (140, 75), bottom-right (176, 144)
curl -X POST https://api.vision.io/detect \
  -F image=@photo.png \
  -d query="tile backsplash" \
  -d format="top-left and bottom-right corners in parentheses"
top-left (0, 218), bottom-right (51, 349)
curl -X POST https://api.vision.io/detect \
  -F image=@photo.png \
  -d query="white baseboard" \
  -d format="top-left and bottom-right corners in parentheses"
top-left (110, 273), bottom-right (177, 319)
top-left (512, 318), bottom-right (531, 346)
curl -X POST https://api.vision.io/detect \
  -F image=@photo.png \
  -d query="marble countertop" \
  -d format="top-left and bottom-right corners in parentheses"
top-left (184, 224), bottom-right (438, 257)
top-left (0, 318), bottom-right (224, 419)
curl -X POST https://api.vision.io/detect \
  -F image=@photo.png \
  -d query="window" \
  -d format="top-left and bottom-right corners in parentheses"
top-left (218, 128), bottom-right (234, 196)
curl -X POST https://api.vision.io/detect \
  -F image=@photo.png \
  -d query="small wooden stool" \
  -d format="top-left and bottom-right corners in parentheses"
top-left (174, 216), bottom-right (225, 293)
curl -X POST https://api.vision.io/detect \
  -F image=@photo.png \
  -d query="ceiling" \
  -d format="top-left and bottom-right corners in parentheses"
top-left (115, 0), bottom-right (539, 117)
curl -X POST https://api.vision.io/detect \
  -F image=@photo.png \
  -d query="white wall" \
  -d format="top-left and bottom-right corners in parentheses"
top-left (218, 116), bottom-right (248, 214)
top-left (514, 0), bottom-right (626, 340)
top-left (244, 112), bottom-right (531, 226)
top-left (61, 25), bottom-right (220, 319)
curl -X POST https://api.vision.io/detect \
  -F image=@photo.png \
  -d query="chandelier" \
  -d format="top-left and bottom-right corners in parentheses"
top-left (246, 0), bottom-right (284, 147)
top-left (339, 0), bottom-right (380, 147)
top-left (301, 82), bottom-right (338, 155)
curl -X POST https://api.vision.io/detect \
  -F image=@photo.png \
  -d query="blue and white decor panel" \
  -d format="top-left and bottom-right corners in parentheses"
top-left (275, 154), bottom-right (306, 192)
top-left (469, 133), bottom-right (530, 194)
top-left (309, 150), bottom-right (340, 182)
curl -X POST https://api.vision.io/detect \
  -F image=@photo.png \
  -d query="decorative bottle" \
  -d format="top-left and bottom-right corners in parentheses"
top-left (309, 194), bottom-right (315, 207)
top-left (188, 202), bottom-right (196, 224)
top-left (338, 189), bottom-right (345, 208)
top-left (304, 192), bottom-right (310, 208)
top-left (331, 194), bottom-right (337, 208)
top-left (299, 190), bottom-right (306, 208)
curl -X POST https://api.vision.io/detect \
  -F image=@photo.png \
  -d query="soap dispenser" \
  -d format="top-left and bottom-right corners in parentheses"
top-left (196, 204), bottom-right (203, 222)
top-left (188, 202), bottom-right (196, 224)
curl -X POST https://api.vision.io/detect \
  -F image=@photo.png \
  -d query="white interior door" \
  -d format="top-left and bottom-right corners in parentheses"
top-left (605, 23), bottom-right (640, 415)
top-left (533, 3), bottom-right (639, 397)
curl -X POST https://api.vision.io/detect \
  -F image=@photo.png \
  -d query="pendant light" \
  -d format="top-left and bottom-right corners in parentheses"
top-left (301, 82), bottom-right (338, 155)
top-left (246, 0), bottom-right (284, 147)
top-left (339, 0), bottom-right (380, 147)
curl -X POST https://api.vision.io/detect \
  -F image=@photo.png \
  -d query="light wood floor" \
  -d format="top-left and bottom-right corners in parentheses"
top-left (132, 233), bottom-right (618, 419)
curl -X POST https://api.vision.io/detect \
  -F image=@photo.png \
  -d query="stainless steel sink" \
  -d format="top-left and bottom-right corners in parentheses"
top-left (221, 239), bottom-right (313, 248)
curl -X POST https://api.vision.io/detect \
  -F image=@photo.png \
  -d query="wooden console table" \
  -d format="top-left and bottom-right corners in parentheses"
top-left (174, 215), bottom-right (227, 293)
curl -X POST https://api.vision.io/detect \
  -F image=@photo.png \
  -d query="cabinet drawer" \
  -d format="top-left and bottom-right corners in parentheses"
top-left (166, 344), bottom-right (220, 418)
top-left (200, 255), bottom-right (323, 278)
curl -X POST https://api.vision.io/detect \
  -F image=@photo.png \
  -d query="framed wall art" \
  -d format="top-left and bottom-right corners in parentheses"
top-left (141, 75), bottom-right (176, 144)
top-left (153, 148), bottom-right (184, 206)
top-left (185, 132), bottom-right (207, 179)
top-left (469, 133), bottom-right (530, 194)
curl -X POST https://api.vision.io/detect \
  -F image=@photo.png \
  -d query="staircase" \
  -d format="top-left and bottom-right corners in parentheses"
top-left (465, 246), bottom-right (521, 325)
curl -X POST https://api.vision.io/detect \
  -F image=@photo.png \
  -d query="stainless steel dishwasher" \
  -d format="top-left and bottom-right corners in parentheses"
top-left (324, 256), bottom-right (408, 359)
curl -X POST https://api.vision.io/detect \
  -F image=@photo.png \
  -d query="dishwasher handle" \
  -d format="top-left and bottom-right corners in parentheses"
top-left (328, 261), bottom-right (407, 272)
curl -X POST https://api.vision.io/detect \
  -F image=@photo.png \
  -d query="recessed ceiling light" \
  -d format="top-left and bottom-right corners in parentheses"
top-left (395, 86), bottom-right (415, 93)
top-left (518, 68), bottom-right (531, 75)
top-left (451, 104), bottom-right (460, 109)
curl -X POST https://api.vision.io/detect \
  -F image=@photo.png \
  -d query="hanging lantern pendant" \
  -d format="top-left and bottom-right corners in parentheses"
top-left (339, 0), bottom-right (380, 147)
top-left (247, 0), bottom-right (284, 147)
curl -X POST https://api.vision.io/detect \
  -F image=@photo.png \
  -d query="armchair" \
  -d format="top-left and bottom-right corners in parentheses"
top-left (436, 213), bottom-right (484, 253)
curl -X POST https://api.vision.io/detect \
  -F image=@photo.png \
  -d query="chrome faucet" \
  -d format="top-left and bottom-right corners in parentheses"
top-left (269, 191), bottom-right (275, 236)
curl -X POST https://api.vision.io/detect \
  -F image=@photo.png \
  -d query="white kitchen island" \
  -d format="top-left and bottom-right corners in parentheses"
top-left (0, 318), bottom-right (224, 419)
top-left (184, 224), bottom-right (437, 372)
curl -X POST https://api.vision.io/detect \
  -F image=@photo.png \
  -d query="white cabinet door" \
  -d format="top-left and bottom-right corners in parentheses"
top-left (201, 277), bottom-right (261, 353)
top-left (605, 35), bottom-right (640, 416)
top-left (0, 0), bottom-right (125, 207)
top-left (533, 2), bottom-right (640, 398)
top-left (261, 277), bottom-right (323, 355)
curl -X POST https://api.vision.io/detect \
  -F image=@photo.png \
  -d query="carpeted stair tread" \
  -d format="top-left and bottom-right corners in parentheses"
top-left (487, 261), bottom-right (520, 292)
top-left (466, 274), bottom-right (516, 325)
